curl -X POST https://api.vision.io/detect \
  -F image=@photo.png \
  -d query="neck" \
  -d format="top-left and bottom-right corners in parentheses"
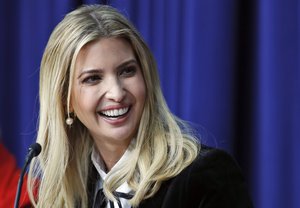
top-left (94, 140), bottom-right (129, 172)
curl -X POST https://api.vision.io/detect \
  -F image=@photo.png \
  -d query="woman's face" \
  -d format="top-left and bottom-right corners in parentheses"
top-left (71, 37), bottom-right (146, 149)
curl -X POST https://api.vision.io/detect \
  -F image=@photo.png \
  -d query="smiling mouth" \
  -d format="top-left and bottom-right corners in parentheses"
top-left (99, 107), bottom-right (130, 118)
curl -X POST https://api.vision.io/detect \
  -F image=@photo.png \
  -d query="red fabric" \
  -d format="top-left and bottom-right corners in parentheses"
top-left (0, 143), bottom-right (31, 208)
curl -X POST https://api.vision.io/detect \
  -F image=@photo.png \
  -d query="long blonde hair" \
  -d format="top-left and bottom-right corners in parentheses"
top-left (28, 4), bottom-right (200, 207)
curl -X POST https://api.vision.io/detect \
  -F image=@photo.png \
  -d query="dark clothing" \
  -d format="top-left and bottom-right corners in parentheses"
top-left (88, 147), bottom-right (253, 208)
top-left (140, 147), bottom-right (253, 208)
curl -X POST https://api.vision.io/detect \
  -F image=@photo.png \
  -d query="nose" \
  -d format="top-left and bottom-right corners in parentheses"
top-left (105, 78), bottom-right (126, 102)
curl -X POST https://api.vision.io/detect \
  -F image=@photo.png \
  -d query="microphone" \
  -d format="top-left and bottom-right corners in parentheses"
top-left (14, 143), bottom-right (42, 208)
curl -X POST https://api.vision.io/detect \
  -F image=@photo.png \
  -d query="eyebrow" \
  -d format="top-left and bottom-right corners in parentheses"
top-left (77, 59), bottom-right (138, 79)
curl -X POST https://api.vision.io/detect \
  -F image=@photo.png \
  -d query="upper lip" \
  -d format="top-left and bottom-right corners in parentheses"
top-left (99, 105), bottom-right (130, 111)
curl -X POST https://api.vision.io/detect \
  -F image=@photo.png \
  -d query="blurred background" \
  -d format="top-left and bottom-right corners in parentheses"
top-left (0, 0), bottom-right (299, 207)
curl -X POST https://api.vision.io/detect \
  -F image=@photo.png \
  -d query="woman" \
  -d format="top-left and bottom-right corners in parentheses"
top-left (28, 4), bottom-right (252, 208)
top-left (0, 142), bottom-right (31, 208)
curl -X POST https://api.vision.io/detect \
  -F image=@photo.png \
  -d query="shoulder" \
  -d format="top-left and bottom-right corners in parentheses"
top-left (0, 143), bottom-right (32, 208)
top-left (183, 146), bottom-right (247, 191)
top-left (186, 145), bottom-right (246, 183)
top-left (140, 146), bottom-right (253, 208)
top-left (175, 145), bottom-right (253, 207)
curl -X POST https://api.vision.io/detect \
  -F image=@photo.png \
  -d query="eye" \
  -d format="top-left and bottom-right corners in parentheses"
top-left (82, 74), bottom-right (102, 84)
top-left (120, 66), bottom-right (137, 77)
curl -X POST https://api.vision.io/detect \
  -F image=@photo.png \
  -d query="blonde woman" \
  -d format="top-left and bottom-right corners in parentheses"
top-left (28, 4), bottom-right (252, 208)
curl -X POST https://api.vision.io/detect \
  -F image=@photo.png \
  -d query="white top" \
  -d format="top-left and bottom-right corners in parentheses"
top-left (91, 143), bottom-right (135, 208)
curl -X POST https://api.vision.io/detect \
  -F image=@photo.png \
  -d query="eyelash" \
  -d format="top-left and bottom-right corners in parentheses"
top-left (120, 66), bottom-right (136, 77)
top-left (81, 66), bottom-right (137, 84)
top-left (82, 75), bottom-right (102, 84)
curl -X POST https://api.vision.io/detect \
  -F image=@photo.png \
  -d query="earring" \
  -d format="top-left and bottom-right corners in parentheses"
top-left (66, 112), bottom-right (75, 126)
top-left (65, 117), bottom-right (74, 125)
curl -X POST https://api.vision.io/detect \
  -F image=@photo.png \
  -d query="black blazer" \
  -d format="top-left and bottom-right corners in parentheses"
top-left (88, 147), bottom-right (253, 208)
top-left (139, 147), bottom-right (253, 207)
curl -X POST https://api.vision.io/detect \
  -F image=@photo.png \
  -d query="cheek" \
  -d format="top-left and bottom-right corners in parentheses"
top-left (135, 80), bottom-right (147, 107)
top-left (71, 88), bottom-right (97, 114)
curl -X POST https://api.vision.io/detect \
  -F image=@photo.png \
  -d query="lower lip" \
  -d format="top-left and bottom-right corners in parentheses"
top-left (99, 110), bottom-right (130, 125)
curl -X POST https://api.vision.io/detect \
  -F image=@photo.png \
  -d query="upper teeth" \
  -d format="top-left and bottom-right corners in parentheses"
top-left (101, 107), bottom-right (129, 117)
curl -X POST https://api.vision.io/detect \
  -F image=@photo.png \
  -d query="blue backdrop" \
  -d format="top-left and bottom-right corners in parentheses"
top-left (0, 1), bottom-right (299, 208)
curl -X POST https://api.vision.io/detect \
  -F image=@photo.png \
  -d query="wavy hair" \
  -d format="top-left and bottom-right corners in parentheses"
top-left (28, 4), bottom-right (200, 207)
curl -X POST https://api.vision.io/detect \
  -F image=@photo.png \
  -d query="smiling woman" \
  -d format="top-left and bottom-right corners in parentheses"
top-left (71, 38), bottom-right (146, 170)
top-left (27, 4), bottom-right (253, 208)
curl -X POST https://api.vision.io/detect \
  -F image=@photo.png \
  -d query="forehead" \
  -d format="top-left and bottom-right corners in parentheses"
top-left (74, 37), bottom-right (136, 72)
top-left (74, 38), bottom-right (138, 76)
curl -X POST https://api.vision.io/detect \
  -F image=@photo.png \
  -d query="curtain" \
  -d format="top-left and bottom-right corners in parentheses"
top-left (0, 0), bottom-right (299, 207)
